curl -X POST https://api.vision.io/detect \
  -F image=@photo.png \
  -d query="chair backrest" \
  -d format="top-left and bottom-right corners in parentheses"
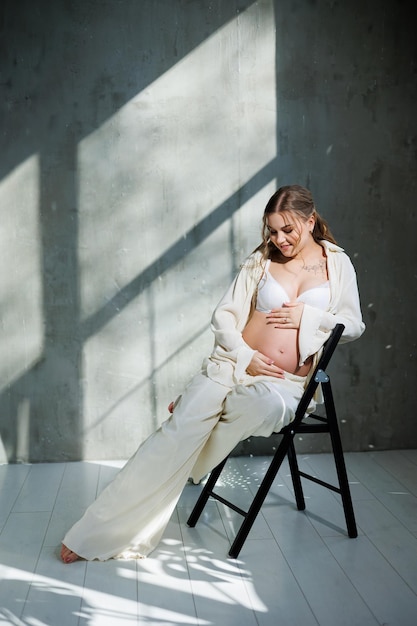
top-left (291, 323), bottom-right (345, 423)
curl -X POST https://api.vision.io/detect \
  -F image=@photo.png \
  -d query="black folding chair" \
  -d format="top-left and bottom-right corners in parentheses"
top-left (187, 323), bottom-right (357, 558)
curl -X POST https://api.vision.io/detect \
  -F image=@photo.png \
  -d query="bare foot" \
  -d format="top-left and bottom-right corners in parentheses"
top-left (61, 544), bottom-right (81, 563)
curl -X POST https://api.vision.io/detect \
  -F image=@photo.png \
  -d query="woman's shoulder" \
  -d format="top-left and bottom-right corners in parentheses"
top-left (240, 250), bottom-right (266, 272)
top-left (321, 239), bottom-right (358, 275)
top-left (321, 239), bottom-right (353, 262)
top-left (242, 249), bottom-right (266, 264)
top-left (320, 239), bottom-right (345, 254)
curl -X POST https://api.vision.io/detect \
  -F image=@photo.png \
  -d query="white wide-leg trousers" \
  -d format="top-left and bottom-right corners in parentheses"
top-left (62, 370), bottom-right (307, 560)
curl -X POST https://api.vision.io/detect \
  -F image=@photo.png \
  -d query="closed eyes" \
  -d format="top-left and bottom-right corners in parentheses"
top-left (267, 226), bottom-right (293, 235)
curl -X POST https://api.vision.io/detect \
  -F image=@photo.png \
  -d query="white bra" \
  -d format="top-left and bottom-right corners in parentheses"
top-left (256, 260), bottom-right (330, 313)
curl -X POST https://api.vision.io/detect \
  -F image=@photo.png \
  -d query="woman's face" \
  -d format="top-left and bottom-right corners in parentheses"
top-left (266, 210), bottom-right (314, 258)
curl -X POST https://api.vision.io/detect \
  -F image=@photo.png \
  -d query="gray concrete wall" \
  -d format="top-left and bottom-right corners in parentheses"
top-left (0, 0), bottom-right (416, 463)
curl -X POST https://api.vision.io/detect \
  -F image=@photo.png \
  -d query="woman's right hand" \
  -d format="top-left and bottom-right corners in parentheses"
top-left (246, 352), bottom-right (285, 378)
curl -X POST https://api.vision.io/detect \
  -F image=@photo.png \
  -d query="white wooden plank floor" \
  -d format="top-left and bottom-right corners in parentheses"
top-left (1, 450), bottom-right (417, 626)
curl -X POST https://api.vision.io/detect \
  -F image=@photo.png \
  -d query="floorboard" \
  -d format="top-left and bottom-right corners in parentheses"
top-left (0, 451), bottom-right (416, 625)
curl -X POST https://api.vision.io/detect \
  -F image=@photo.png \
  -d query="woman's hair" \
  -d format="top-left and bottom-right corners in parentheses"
top-left (255, 185), bottom-right (337, 261)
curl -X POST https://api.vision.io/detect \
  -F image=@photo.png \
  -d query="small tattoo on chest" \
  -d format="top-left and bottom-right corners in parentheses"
top-left (301, 259), bottom-right (326, 275)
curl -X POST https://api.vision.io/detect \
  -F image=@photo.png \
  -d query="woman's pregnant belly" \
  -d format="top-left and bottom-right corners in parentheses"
top-left (242, 310), bottom-right (312, 376)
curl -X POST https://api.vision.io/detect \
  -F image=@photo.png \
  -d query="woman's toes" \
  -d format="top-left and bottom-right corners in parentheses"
top-left (61, 544), bottom-right (80, 563)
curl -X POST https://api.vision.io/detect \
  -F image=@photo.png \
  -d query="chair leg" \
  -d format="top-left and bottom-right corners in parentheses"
top-left (187, 457), bottom-right (228, 527)
top-left (228, 434), bottom-right (290, 558)
top-left (287, 439), bottom-right (305, 511)
top-left (323, 383), bottom-right (358, 538)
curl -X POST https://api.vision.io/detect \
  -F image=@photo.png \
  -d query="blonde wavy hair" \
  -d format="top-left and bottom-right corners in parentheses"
top-left (255, 185), bottom-right (337, 261)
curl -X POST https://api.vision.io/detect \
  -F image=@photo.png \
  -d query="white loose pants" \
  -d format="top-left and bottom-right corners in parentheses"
top-left (62, 370), bottom-right (307, 561)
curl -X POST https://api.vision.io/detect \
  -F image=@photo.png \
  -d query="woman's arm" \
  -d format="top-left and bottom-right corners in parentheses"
top-left (205, 254), bottom-right (264, 383)
top-left (298, 250), bottom-right (365, 364)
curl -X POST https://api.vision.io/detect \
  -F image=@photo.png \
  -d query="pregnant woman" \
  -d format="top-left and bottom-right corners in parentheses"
top-left (61, 184), bottom-right (365, 563)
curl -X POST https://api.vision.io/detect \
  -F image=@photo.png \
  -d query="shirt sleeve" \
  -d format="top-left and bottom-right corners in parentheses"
top-left (298, 251), bottom-right (365, 365)
top-left (205, 256), bottom-right (261, 384)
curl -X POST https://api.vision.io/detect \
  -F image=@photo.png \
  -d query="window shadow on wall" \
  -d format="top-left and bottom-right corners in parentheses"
top-left (0, 0), bottom-right (278, 462)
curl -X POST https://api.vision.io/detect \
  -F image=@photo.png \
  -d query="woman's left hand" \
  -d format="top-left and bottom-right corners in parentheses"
top-left (266, 302), bottom-right (304, 329)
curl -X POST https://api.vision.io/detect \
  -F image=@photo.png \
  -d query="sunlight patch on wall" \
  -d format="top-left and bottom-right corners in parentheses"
top-left (77, 2), bottom-right (277, 458)
top-left (0, 155), bottom-right (43, 391)
top-left (77, 4), bottom-right (276, 322)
